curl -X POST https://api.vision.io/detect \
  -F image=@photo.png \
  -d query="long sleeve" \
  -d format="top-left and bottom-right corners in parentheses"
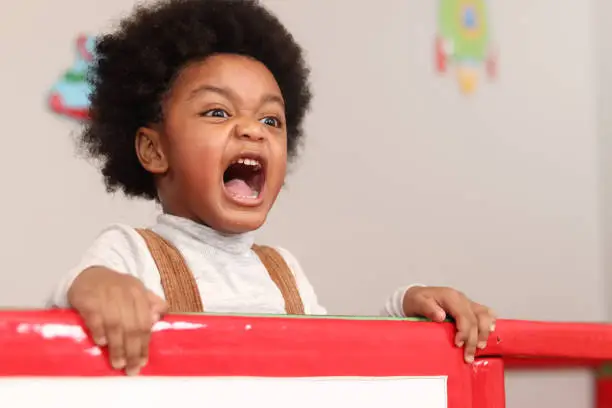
top-left (48, 224), bottom-right (151, 308)
top-left (381, 285), bottom-right (425, 317)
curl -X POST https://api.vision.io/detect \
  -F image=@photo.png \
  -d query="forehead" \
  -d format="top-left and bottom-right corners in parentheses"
top-left (170, 54), bottom-right (282, 101)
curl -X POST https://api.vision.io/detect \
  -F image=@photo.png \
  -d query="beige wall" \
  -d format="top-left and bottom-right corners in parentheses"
top-left (0, 0), bottom-right (606, 407)
top-left (596, 0), bottom-right (612, 320)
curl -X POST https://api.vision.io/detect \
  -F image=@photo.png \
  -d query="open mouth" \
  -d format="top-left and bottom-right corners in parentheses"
top-left (222, 156), bottom-right (266, 202)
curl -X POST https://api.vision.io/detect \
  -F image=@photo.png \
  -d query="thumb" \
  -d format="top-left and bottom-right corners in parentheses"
top-left (415, 297), bottom-right (447, 322)
top-left (146, 291), bottom-right (168, 319)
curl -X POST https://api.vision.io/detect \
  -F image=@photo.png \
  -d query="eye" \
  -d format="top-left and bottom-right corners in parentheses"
top-left (260, 116), bottom-right (282, 128)
top-left (202, 108), bottom-right (230, 119)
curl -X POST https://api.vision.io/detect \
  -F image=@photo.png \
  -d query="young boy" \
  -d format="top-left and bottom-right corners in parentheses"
top-left (50, 0), bottom-right (496, 376)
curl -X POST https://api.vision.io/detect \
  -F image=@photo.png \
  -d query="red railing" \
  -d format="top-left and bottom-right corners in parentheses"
top-left (0, 310), bottom-right (610, 407)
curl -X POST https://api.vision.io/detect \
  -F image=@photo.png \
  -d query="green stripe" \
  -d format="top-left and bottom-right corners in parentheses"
top-left (599, 363), bottom-right (612, 377)
top-left (1, 309), bottom-right (451, 323)
top-left (165, 312), bottom-right (446, 323)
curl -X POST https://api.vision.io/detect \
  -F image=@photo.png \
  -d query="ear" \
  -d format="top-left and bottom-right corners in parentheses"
top-left (135, 126), bottom-right (168, 175)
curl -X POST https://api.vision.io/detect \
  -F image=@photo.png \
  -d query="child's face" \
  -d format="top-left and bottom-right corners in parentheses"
top-left (137, 54), bottom-right (287, 233)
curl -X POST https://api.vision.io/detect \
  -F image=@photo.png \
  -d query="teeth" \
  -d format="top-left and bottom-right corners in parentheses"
top-left (234, 191), bottom-right (260, 199)
top-left (233, 158), bottom-right (262, 169)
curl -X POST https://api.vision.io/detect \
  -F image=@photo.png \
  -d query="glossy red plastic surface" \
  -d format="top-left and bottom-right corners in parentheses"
top-left (597, 377), bottom-right (612, 408)
top-left (2, 311), bottom-right (612, 408)
top-left (0, 310), bottom-right (472, 408)
top-left (482, 319), bottom-right (612, 363)
top-left (472, 359), bottom-right (505, 408)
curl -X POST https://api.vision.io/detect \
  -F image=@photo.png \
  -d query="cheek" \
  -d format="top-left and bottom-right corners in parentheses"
top-left (275, 133), bottom-right (288, 162)
top-left (270, 142), bottom-right (288, 186)
top-left (171, 132), bottom-right (226, 184)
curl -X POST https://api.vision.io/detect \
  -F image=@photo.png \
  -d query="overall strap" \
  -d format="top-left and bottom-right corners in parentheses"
top-left (136, 229), bottom-right (204, 313)
top-left (135, 229), bottom-right (305, 315)
top-left (251, 245), bottom-right (305, 315)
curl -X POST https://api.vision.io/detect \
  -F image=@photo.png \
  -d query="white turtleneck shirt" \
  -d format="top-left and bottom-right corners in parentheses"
top-left (50, 214), bottom-right (408, 317)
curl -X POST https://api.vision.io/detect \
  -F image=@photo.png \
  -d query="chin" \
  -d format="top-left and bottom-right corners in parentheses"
top-left (213, 211), bottom-right (268, 234)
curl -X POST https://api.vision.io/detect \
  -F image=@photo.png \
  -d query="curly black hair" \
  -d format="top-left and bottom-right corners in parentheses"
top-left (81, 0), bottom-right (312, 200)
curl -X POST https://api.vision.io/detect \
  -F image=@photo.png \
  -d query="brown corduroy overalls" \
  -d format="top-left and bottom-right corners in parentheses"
top-left (136, 229), bottom-right (305, 315)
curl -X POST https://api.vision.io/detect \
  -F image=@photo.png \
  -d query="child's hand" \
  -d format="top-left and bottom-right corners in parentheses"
top-left (67, 267), bottom-right (167, 375)
top-left (402, 286), bottom-right (496, 364)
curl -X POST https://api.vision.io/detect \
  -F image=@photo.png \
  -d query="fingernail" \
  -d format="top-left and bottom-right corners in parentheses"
top-left (140, 358), bottom-right (148, 368)
top-left (455, 340), bottom-right (464, 348)
top-left (95, 337), bottom-right (107, 346)
top-left (478, 341), bottom-right (487, 350)
top-left (126, 367), bottom-right (140, 376)
top-left (112, 359), bottom-right (126, 370)
top-left (465, 355), bottom-right (474, 364)
top-left (490, 323), bottom-right (496, 332)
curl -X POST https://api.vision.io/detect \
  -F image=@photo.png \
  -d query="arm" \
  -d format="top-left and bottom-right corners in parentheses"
top-left (381, 285), bottom-right (425, 317)
top-left (49, 224), bottom-right (148, 308)
top-left (49, 224), bottom-right (165, 376)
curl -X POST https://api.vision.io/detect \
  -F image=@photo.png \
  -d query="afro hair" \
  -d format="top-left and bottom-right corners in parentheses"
top-left (81, 0), bottom-right (312, 200)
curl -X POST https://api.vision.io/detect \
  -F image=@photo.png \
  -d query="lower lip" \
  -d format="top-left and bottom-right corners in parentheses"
top-left (221, 184), bottom-right (266, 207)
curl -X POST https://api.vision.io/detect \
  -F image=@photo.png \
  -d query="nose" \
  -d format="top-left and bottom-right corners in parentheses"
top-left (234, 118), bottom-right (266, 142)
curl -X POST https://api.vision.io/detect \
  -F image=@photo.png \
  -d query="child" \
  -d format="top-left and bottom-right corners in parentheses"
top-left (50, 0), bottom-right (496, 376)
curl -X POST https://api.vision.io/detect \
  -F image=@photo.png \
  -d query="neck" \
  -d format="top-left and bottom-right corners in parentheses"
top-left (155, 213), bottom-right (256, 255)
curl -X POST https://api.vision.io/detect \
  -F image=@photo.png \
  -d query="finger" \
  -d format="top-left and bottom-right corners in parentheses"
top-left (83, 311), bottom-right (107, 346)
top-left (123, 291), bottom-right (150, 376)
top-left (463, 323), bottom-right (479, 364)
top-left (474, 305), bottom-right (495, 349)
top-left (135, 291), bottom-right (154, 372)
top-left (442, 297), bottom-right (478, 362)
top-left (451, 308), bottom-right (478, 361)
top-left (412, 296), bottom-right (447, 322)
top-left (147, 291), bottom-right (168, 320)
top-left (437, 292), bottom-right (473, 345)
top-left (104, 297), bottom-right (126, 371)
top-left (489, 309), bottom-right (497, 332)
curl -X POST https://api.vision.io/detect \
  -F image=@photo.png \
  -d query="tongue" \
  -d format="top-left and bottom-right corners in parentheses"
top-left (224, 179), bottom-right (255, 197)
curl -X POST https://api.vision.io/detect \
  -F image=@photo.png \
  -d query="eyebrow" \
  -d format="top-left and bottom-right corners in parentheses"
top-left (187, 84), bottom-right (285, 107)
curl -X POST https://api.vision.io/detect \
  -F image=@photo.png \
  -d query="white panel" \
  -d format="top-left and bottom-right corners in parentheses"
top-left (0, 376), bottom-right (447, 408)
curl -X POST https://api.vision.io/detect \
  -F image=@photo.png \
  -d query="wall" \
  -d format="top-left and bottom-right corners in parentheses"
top-left (0, 0), bottom-right (604, 407)
top-left (596, 0), bottom-right (612, 319)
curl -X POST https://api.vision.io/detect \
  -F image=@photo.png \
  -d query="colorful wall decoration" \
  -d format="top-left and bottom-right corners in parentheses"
top-left (434, 0), bottom-right (497, 94)
top-left (48, 35), bottom-right (95, 120)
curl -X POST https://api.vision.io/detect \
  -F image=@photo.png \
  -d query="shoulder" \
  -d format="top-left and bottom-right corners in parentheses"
top-left (94, 223), bottom-right (146, 242)
top-left (268, 247), bottom-right (305, 290)
top-left (271, 246), bottom-right (301, 274)
top-left (76, 223), bottom-right (153, 272)
top-left (262, 245), bottom-right (307, 281)
top-left (269, 246), bottom-right (327, 315)
top-left (49, 224), bottom-right (152, 308)
top-left (88, 224), bottom-right (150, 252)
top-left (252, 245), bottom-right (304, 281)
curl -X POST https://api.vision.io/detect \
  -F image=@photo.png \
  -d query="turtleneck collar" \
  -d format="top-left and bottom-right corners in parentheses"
top-left (153, 213), bottom-right (256, 255)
